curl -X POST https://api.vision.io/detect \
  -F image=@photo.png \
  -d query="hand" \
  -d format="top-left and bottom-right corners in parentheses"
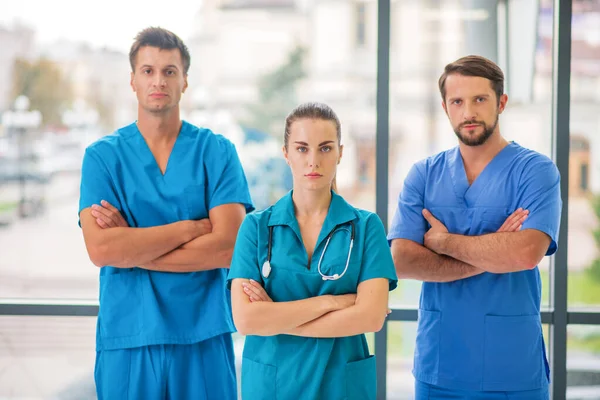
top-left (91, 200), bottom-right (128, 228)
top-left (242, 279), bottom-right (272, 302)
top-left (331, 293), bottom-right (357, 310)
top-left (192, 219), bottom-right (213, 237)
top-left (422, 209), bottom-right (449, 254)
top-left (497, 208), bottom-right (529, 232)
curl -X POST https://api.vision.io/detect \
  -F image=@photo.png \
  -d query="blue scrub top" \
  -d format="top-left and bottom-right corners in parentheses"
top-left (227, 191), bottom-right (398, 400)
top-left (79, 121), bottom-right (254, 351)
top-left (388, 142), bottom-right (561, 392)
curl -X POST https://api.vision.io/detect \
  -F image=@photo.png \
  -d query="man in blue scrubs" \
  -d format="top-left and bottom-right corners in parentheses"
top-left (78, 27), bottom-right (253, 399)
top-left (388, 55), bottom-right (561, 399)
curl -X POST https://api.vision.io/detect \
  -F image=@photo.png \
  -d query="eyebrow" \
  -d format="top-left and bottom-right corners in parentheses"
top-left (139, 64), bottom-right (180, 70)
top-left (294, 141), bottom-right (335, 146)
top-left (448, 94), bottom-right (490, 102)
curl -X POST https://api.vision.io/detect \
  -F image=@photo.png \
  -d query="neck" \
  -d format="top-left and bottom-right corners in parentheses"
top-left (459, 129), bottom-right (509, 168)
top-left (292, 187), bottom-right (332, 219)
top-left (137, 107), bottom-right (182, 144)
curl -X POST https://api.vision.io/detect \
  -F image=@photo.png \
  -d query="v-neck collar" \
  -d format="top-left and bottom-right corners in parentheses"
top-left (123, 121), bottom-right (188, 178)
top-left (267, 190), bottom-right (358, 252)
top-left (448, 142), bottom-right (517, 207)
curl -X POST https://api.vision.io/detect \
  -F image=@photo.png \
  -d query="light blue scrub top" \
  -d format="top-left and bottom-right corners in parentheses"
top-left (227, 191), bottom-right (398, 400)
top-left (388, 142), bottom-right (561, 392)
top-left (79, 121), bottom-right (254, 351)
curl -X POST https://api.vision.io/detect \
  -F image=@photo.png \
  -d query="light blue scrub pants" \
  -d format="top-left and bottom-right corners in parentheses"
top-left (95, 333), bottom-right (237, 400)
top-left (415, 380), bottom-right (549, 400)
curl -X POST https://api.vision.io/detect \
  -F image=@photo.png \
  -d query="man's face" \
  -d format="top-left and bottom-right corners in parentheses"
top-left (442, 74), bottom-right (507, 146)
top-left (130, 46), bottom-right (188, 115)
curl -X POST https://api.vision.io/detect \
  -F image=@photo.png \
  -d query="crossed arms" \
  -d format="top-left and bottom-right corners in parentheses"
top-left (391, 208), bottom-right (552, 282)
top-left (230, 277), bottom-right (390, 338)
top-left (80, 200), bottom-right (246, 272)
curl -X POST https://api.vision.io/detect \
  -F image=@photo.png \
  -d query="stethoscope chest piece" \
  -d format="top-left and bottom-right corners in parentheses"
top-left (262, 261), bottom-right (272, 278)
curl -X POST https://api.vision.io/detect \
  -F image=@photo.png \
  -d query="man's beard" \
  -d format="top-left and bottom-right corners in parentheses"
top-left (454, 115), bottom-right (499, 146)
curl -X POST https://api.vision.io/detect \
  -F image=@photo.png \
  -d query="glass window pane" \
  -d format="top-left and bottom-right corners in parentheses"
top-left (567, 325), bottom-right (600, 399)
top-left (567, 0), bottom-right (600, 310)
top-left (0, 316), bottom-right (96, 398)
top-left (388, 0), bottom-right (553, 307)
top-left (387, 321), bottom-right (417, 399)
top-left (0, 1), bottom-right (376, 300)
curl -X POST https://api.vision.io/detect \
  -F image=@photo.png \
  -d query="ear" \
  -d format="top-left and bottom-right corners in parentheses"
top-left (282, 145), bottom-right (289, 165)
top-left (498, 93), bottom-right (508, 114)
top-left (182, 74), bottom-right (188, 93)
top-left (338, 144), bottom-right (344, 164)
top-left (130, 72), bottom-right (135, 92)
top-left (441, 100), bottom-right (448, 115)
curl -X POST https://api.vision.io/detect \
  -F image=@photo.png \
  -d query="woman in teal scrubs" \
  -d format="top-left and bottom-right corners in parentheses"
top-left (227, 102), bottom-right (398, 400)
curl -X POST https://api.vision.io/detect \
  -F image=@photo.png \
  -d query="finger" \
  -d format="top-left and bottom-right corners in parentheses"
top-left (422, 209), bottom-right (438, 225)
top-left (244, 282), bottom-right (269, 302)
top-left (92, 210), bottom-right (118, 228)
top-left (100, 200), bottom-right (128, 227)
top-left (93, 205), bottom-right (122, 227)
top-left (506, 215), bottom-right (528, 232)
top-left (96, 218), bottom-right (110, 229)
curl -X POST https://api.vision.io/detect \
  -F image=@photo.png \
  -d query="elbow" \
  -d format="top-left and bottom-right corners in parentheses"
top-left (87, 244), bottom-right (110, 268)
top-left (369, 313), bottom-right (387, 333)
top-left (517, 245), bottom-right (546, 271)
top-left (232, 308), bottom-right (259, 336)
top-left (392, 246), bottom-right (415, 279)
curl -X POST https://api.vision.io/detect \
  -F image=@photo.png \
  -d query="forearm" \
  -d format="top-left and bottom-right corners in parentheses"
top-left (439, 232), bottom-right (540, 273)
top-left (392, 240), bottom-right (483, 282)
top-left (235, 296), bottom-right (337, 336)
top-left (89, 221), bottom-right (194, 269)
top-left (143, 232), bottom-right (235, 273)
top-left (285, 304), bottom-right (384, 338)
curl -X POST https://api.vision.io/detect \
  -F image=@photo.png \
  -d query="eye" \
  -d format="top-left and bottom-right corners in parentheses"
top-left (476, 97), bottom-right (486, 103)
top-left (320, 145), bottom-right (332, 152)
top-left (166, 70), bottom-right (175, 76)
top-left (143, 68), bottom-right (152, 74)
top-left (452, 99), bottom-right (462, 105)
top-left (296, 146), bottom-right (307, 153)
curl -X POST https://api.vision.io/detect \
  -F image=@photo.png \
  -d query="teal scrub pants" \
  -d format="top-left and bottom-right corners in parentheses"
top-left (95, 333), bottom-right (237, 400)
top-left (415, 380), bottom-right (549, 400)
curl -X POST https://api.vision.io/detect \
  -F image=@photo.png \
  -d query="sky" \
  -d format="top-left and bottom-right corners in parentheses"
top-left (0, 0), bottom-right (203, 53)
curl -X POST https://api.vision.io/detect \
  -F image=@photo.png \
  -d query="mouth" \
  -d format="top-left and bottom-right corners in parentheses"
top-left (150, 93), bottom-right (168, 98)
top-left (305, 173), bottom-right (323, 178)
top-left (462, 124), bottom-right (480, 130)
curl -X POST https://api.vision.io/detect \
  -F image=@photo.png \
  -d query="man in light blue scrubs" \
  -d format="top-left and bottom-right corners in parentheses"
top-left (388, 55), bottom-right (561, 399)
top-left (78, 27), bottom-right (253, 399)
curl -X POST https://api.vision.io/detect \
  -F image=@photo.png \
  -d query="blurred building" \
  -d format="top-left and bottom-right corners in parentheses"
top-left (0, 24), bottom-right (35, 112)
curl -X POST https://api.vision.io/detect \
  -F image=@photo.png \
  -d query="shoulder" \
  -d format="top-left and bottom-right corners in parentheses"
top-left (181, 121), bottom-right (237, 153)
top-left (85, 123), bottom-right (135, 156)
top-left (511, 143), bottom-right (559, 178)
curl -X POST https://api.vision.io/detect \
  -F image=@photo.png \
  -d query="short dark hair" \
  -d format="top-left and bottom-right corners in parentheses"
top-left (438, 55), bottom-right (504, 104)
top-left (129, 27), bottom-right (191, 74)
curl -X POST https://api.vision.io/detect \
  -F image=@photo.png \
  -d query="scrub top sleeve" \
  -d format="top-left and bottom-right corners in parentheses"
top-left (359, 214), bottom-right (399, 291)
top-left (78, 148), bottom-right (122, 225)
top-left (387, 162), bottom-right (428, 245)
top-left (227, 215), bottom-right (262, 290)
top-left (519, 158), bottom-right (562, 255)
top-left (206, 138), bottom-right (254, 213)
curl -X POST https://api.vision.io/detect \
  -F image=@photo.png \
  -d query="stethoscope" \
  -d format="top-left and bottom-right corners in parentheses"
top-left (261, 221), bottom-right (356, 281)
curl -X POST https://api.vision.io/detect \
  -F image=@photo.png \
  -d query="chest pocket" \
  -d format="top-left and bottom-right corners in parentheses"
top-left (184, 184), bottom-right (208, 220)
top-left (475, 208), bottom-right (511, 234)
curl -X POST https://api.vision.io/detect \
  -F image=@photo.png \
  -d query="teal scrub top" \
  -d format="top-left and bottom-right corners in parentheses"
top-left (388, 142), bottom-right (561, 392)
top-left (79, 121), bottom-right (254, 351)
top-left (227, 191), bottom-right (398, 400)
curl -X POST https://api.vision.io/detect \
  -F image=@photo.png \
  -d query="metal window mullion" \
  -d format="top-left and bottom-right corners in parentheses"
top-left (550, 0), bottom-right (572, 399)
top-left (375, 0), bottom-right (391, 399)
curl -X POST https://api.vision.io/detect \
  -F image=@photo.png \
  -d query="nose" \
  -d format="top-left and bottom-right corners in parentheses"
top-left (153, 74), bottom-right (166, 88)
top-left (308, 151), bottom-right (320, 168)
top-left (463, 102), bottom-right (477, 121)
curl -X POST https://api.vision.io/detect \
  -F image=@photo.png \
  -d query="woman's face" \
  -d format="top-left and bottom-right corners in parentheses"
top-left (283, 118), bottom-right (342, 192)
